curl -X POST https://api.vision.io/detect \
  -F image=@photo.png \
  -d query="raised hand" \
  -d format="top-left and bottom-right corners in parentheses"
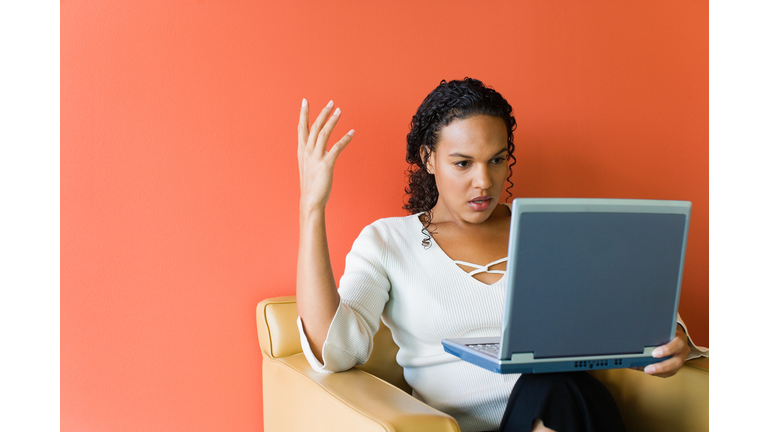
top-left (297, 99), bottom-right (355, 212)
top-left (295, 99), bottom-right (353, 360)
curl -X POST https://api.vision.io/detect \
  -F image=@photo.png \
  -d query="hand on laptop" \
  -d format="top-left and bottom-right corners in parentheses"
top-left (635, 324), bottom-right (691, 378)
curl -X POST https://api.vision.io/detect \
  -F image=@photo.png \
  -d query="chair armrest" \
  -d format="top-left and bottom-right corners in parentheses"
top-left (263, 353), bottom-right (460, 432)
top-left (257, 296), bottom-right (302, 359)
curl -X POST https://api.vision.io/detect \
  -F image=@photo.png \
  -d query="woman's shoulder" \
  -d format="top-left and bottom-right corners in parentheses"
top-left (369, 212), bottom-right (421, 229)
top-left (363, 213), bottom-right (420, 238)
top-left (354, 213), bottom-right (423, 251)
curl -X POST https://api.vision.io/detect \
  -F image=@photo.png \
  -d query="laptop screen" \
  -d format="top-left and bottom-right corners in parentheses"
top-left (501, 203), bottom-right (688, 359)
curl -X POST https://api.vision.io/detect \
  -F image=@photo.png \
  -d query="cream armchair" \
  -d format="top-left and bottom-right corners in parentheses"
top-left (256, 296), bottom-right (708, 432)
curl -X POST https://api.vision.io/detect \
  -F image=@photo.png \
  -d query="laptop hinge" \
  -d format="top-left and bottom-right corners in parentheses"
top-left (641, 346), bottom-right (657, 355)
top-left (509, 352), bottom-right (535, 362)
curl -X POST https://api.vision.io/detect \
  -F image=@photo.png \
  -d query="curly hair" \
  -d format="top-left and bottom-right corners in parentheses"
top-left (403, 78), bottom-right (517, 235)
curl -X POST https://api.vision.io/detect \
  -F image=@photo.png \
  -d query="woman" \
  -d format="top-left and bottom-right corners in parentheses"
top-left (295, 78), bottom-right (693, 432)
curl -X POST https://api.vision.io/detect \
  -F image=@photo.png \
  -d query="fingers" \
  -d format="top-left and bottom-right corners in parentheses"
top-left (644, 329), bottom-right (691, 377)
top-left (298, 98), bottom-right (309, 153)
top-left (307, 100), bottom-right (336, 154)
top-left (298, 99), bottom-right (354, 164)
top-left (314, 106), bottom-right (343, 156)
top-left (651, 331), bottom-right (686, 359)
top-left (644, 352), bottom-right (686, 377)
top-left (326, 129), bottom-right (355, 164)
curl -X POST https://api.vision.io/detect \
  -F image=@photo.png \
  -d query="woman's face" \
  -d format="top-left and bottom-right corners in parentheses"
top-left (426, 115), bottom-right (509, 226)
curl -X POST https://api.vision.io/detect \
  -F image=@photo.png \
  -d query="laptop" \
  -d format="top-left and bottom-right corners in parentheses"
top-left (442, 198), bottom-right (691, 374)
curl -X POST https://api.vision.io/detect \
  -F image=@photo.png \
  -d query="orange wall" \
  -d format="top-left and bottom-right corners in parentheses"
top-left (61, 1), bottom-right (708, 431)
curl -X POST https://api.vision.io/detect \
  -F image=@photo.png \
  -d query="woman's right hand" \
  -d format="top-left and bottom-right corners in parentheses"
top-left (297, 99), bottom-right (355, 212)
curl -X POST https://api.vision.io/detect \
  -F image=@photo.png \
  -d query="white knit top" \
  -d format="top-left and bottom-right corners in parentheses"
top-left (298, 212), bottom-right (519, 432)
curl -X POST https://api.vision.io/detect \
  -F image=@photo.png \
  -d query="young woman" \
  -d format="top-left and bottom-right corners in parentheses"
top-left (295, 78), bottom-right (693, 432)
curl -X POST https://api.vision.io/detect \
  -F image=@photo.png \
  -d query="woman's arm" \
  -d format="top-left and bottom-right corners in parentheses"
top-left (296, 99), bottom-right (355, 362)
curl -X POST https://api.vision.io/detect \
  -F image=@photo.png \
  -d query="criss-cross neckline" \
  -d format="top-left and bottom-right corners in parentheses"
top-left (452, 257), bottom-right (508, 276)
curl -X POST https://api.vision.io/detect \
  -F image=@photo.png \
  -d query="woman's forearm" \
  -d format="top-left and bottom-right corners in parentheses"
top-left (296, 205), bottom-right (341, 362)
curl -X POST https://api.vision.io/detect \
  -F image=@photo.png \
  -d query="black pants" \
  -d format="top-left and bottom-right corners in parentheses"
top-left (497, 372), bottom-right (627, 432)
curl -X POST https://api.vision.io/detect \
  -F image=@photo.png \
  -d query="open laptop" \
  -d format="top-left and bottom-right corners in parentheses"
top-left (442, 198), bottom-right (691, 374)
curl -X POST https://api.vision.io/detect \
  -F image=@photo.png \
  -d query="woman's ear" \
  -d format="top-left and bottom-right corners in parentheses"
top-left (421, 146), bottom-right (434, 174)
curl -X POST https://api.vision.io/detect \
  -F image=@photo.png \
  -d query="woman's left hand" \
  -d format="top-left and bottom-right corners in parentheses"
top-left (642, 325), bottom-right (691, 378)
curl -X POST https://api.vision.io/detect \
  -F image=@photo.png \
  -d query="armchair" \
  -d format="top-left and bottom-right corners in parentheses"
top-left (256, 296), bottom-right (708, 431)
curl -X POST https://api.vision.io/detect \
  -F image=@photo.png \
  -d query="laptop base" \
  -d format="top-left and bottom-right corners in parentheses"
top-left (442, 338), bottom-right (670, 374)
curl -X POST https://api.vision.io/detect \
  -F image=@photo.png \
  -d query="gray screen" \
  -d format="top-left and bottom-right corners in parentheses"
top-left (506, 212), bottom-right (686, 358)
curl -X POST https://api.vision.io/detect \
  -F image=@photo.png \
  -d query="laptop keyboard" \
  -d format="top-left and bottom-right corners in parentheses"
top-left (468, 343), bottom-right (500, 357)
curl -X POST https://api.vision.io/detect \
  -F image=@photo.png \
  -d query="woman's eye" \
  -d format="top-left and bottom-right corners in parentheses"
top-left (491, 158), bottom-right (505, 164)
top-left (455, 161), bottom-right (469, 168)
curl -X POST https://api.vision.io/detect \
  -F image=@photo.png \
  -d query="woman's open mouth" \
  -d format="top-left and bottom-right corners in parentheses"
top-left (468, 196), bottom-right (492, 211)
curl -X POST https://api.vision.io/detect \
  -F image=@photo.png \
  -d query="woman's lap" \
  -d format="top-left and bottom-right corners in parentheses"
top-left (497, 372), bottom-right (627, 432)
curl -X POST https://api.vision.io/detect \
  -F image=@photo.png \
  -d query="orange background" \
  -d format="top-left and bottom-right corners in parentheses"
top-left (61, 1), bottom-right (708, 431)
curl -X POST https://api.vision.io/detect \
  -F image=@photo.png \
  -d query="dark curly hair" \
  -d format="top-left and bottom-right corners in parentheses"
top-left (404, 78), bottom-right (517, 236)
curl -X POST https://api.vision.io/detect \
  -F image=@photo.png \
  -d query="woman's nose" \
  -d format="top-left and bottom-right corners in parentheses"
top-left (472, 166), bottom-right (492, 189)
